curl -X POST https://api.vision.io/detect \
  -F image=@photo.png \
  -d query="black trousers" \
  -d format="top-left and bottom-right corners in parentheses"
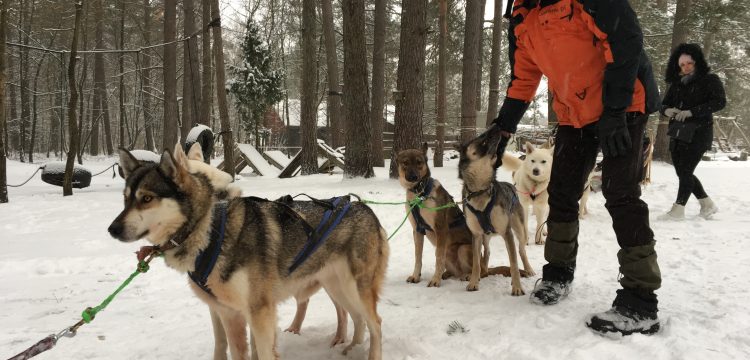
top-left (548, 113), bottom-right (654, 249)
top-left (670, 136), bottom-right (709, 205)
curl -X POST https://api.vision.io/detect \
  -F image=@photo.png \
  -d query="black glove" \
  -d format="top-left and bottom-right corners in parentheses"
top-left (598, 110), bottom-right (631, 158)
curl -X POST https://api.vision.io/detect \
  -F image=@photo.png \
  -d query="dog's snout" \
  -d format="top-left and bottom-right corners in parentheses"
top-left (108, 222), bottom-right (124, 238)
top-left (532, 168), bottom-right (540, 176)
top-left (406, 172), bottom-right (419, 182)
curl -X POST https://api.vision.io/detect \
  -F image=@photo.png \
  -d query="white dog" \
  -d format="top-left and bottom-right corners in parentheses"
top-left (501, 142), bottom-right (553, 245)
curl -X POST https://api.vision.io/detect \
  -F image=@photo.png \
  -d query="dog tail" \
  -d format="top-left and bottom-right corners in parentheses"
top-left (501, 152), bottom-right (522, 172)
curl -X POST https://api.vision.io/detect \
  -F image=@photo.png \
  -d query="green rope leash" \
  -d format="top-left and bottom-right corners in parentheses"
top-left (81, 258), bottom-right (154, 323)
top-left (360, 197), bottom-right (462, 241)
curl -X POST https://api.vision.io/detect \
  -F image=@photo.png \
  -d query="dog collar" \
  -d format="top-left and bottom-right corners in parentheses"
top-left (410, 176), bottom-right (434, 199)
top-left (464, 183), bottom-right (493, 202)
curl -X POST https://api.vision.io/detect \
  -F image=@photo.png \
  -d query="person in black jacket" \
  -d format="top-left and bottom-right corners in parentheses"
top-left (659, 43), bottom-right (725, 220)
top-left (485, 0), bottom-right (662, 336)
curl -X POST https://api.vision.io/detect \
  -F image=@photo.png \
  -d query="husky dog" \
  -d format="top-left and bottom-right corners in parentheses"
top-left (396, 145), bottom-right (517, 290)
top-left (501, 142), bottom-right (553, 245)
top-left (459, 127), bottom-right (535, 294)
top-left (183, 143), bottom-right (350, 356)
top-left (110, 146), bottom-right (389, 360)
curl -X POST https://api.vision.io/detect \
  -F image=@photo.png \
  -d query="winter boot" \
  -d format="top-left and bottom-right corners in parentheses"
top-left (657, 203), bottom-right (685, 220)
top-left (586, 288), bottom-right (660, 336)
top-left (698, 197), bottom-right (718, 219)
top-left (530, 264), bottom-right (574, 305)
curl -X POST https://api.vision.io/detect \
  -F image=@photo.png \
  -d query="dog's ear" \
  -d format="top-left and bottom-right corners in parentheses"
top-left (159, 149), bottom-right (178, 179)
top-left (187, 143), bottom-right (204, 162)
top-left (172, 143), bottom-right (191, 171)
top-left (118, 148), bottom-right (140, 178)
top-left (421, 142), bottom-right (429, 156)
top-left (525, 141), bottom-right (535, 154)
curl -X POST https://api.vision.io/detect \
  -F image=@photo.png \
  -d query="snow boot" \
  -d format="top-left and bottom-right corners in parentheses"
top-left (657, 203), bottom-right (685, 220)
top-left (530, 264), bottom-right (574, 305)
top-left (586, 288), bottom-right (660, 336)
top-left (698, 197), bottom-right (718, 219)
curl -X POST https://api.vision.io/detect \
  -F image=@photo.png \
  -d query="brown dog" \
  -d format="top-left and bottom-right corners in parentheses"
top-left (396, 144), bottom-right (516, 290)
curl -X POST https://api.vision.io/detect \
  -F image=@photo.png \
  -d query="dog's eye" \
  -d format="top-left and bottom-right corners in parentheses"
top-left (541, 160), bottom-right (547, 164)
top-left (531, 159), bottom-right (535, 163)
top-left (142, 195), bottom-right (153, 203)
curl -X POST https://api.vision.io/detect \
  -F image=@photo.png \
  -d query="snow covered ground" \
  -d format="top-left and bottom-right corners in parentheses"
top-left (2, 153), bottom-right (750, 359)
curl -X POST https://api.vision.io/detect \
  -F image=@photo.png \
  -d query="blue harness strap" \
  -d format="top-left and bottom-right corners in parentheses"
top-left (410, 177), bottom-right (435, 235)
top-left (289, 196), bottom-right (352, 273)
top-left (189, 201), bottom-right (229, 296)
top-left (465, 185), bottom-right (498, 235)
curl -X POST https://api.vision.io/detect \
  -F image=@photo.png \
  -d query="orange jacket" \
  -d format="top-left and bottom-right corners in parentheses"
top-left (495, 0), bottom-right (660, 130)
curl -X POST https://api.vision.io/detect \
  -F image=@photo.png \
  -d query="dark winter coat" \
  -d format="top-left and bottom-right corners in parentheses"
top-left (661, 43), bottom-right (726, 152)
top-left (494, 0), bottom-right (661, 132)
top-left (662, 74), bottom-right (726, 153)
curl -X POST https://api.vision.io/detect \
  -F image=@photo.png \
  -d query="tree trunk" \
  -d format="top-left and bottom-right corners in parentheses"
top-left (654, 0), bottom-right (693, 162)
top-left (90, 0), bottom-right (104, 155)
top-left (199, 0), bottom-right (212, 127)
top-left (142, 0), bottom-right (155, 150)
top-left (9, 60), bottom-right (17, 153)
top-left (63, 0), bottom-right (83, 196)
top-left (342, 0), bottom-right (373, 178)
top-left (370, 0), bottom-right (386, 167)
top-left (0, 0), bottom-right (8, 203)
top-left (19, 0), bottom-right (35, 162)
top-left (485, 0), bottom-right (503, 128)
top-left (299, 0), bottom-right (318, 175)
top-left (162, 0), bottom-right (179, 150)
top-left (118, 0), bottom-right (127, 148)
top-left (389, 0), bottom-right (427, 178)
top-left (320, 0), bottom-right (343, 150)
top-left (460, 0), bottom-right (483, 142)
top-left (434, 0), bottom-right (447, 168)
top-left (210, 0), bottom-right (234, 177)
top-left (474, 0), bottom-right (486, 113)
top-left (181, 0), bottom-right (201, 140)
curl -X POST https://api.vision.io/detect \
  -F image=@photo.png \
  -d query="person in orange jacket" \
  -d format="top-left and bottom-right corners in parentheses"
top-left (490, 0), bottom-right (662, 336)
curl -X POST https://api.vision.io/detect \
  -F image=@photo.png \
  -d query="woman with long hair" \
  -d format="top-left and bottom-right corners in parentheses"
top-left (659, 43), bottom-right (726, 220)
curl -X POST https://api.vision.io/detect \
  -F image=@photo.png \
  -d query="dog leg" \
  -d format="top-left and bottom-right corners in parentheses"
top-left (330, 300), bottom-right (348, 347)
top-left (503, 229), bottom-right (524, 296)
top-left (210, 309), bottom-right (229, 360)
top-left (284, 298), bottom-right (308, 334)
top-left (428, 231), bottom-right (448, 287)
top-left (520, 197), bottom-right (532, 245)
top-left (216, 307), bottom-right (251, 360)
top-left (407, 230), bottom-right (425, 283)
top-left (534, 204), bottom-right (546, 245)
top-left (248, 304), bottom-right (278, 360)
top-left (481, 236), bottom-right (491, 277)
top-left (466, 234), bottom-right (484, 291)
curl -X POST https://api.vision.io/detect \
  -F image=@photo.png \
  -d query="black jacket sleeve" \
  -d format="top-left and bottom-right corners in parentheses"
top-left (583, 0), bottom-right (644, 112)
top-left (689, 73), bottom-right (726, 117)
top-left (660, 84), bottom-right (678, 115)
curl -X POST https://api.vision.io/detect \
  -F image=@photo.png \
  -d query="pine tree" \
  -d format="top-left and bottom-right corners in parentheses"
top-left (228, 20), bottom-right (284, 143)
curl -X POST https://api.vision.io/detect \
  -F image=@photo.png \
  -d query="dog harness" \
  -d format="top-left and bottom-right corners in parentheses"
top-left (288, 195), bottom-right (353, 274)
top-left (465, 184), bottom-right (499, 235)
top-left (464, 183), bottom-right (520, 235)
top-left (410, 177), bottom-right (435, 235)
top-left (188, 201), bottom-right (229, 296)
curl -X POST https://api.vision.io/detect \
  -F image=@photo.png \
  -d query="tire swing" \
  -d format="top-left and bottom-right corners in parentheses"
top-left (40, 162), bottom-right (93, 189)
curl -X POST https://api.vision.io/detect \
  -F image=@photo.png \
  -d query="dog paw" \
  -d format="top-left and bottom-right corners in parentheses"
top-left (520, 269), bottom-right (535, 277)
top-left (284, 327), bottom-right (301, 335)
top-left (511, 287), bottom-right (525, 296)
top-left (427, 278), bottom-right (441, 287)
top-left (441, 271), bottom-right (453, 280)
top-left (535, 239), bottom-right (545, 245)
top-left (406, 275), bottom-right (421, 283)
top-left (329, 334), bottom-right (346, 347)
top-left (466, 283), bottom-right (479, 291)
